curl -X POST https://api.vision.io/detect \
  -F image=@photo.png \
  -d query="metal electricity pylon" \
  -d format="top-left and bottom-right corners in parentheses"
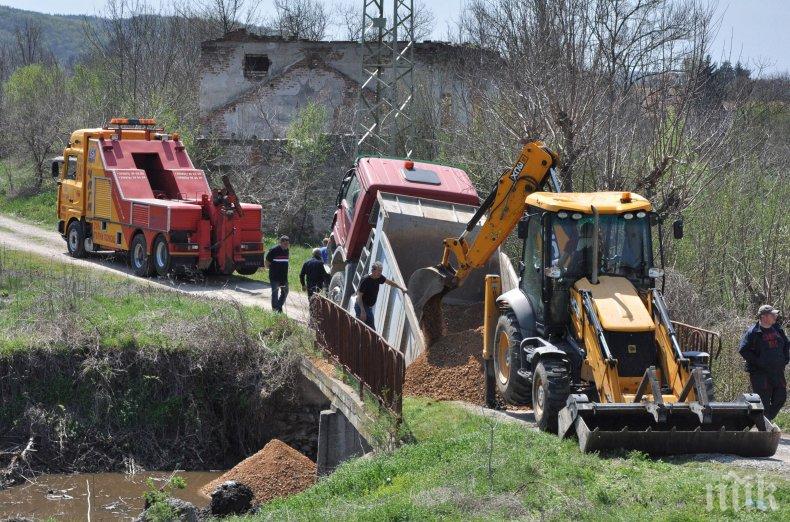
top-left (356, 0), bottom-right (415, 157)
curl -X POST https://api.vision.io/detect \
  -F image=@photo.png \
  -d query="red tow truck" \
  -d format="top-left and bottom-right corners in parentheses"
top-left (53, 118), bottom-right (264, 276)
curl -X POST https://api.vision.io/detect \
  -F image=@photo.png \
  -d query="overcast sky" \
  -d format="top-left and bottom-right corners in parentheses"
top-left (5, 0), bottom-right (789, 75)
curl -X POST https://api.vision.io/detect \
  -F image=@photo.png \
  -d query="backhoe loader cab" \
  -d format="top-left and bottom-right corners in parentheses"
top-left (517, 192), bottom-right (656, 336)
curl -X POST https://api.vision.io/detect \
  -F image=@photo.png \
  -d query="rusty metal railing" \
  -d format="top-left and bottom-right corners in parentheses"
top-left (672, 321), bottom-right (723, 359)
top-left (310, 295), bottom-right (405, 417)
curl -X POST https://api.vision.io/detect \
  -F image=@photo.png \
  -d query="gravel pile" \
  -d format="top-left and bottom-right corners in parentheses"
top-left (404, 303), bottom-right (486, 404)
top-left (201, 439), bottom-right (316, 505)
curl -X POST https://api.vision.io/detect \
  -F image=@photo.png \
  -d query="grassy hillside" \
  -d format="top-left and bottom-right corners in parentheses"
top-left (0, 247), bottom-right (302, 353)
top-left (242, 399), bottom-right (790, 520)
top-left (0, 6), bottom-right (103, 66)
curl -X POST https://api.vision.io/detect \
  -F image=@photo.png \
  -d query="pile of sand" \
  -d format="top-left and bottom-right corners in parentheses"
top-left (403, 303), bottom-right (487, 404)
top-left (201, 439), bottom-right (316, 505)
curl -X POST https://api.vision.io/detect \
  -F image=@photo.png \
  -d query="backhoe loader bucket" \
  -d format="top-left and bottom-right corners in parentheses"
top-left (559, 394), bottom-right (781, 457)
top-left (407, 266), bottom-right (456, 320)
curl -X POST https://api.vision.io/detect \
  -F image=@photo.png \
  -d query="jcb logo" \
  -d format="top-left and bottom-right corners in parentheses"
top-left (510, 162), bottom-right (524, 181)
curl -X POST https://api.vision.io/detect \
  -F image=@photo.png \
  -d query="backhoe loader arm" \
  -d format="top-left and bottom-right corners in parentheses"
top-left (441, 140), bottom-right (557, 285)
top-left (408, 139), bottom-right (557, 319)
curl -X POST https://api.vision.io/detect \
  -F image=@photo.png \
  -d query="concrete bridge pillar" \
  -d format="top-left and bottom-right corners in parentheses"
top-left (316, 407), bottom-right (372, 476)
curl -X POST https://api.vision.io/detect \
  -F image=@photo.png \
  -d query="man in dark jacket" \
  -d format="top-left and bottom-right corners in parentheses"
top-left (354, 261), bottom-right (407, 330)
top-left (265, 235), bottom-right (290, 312)
top-left (300, 248), bottom-right (329, 298)
top-left (739, 305), bottom-right (789, 420)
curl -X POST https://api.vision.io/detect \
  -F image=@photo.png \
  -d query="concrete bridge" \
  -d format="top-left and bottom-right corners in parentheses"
top-left (297, 357), bottom-right (375, 476)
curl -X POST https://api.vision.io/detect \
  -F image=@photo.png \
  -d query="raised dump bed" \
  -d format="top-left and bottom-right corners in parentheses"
top-left (345, 192), bottom-right (515, 365)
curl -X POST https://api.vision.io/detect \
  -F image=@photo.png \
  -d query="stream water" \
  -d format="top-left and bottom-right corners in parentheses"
top-left (0, 471), bottom-right (222, 520)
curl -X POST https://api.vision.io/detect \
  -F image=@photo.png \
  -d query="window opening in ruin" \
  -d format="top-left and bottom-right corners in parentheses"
top-left (244, 54), bottom-right (271, 79)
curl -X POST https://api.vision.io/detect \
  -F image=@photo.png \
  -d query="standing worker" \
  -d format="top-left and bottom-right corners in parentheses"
top-left (354, 261), bottom-right (407, 330)
top-left (265, 235), bottom-right (290, 313)
top-left (300, 248), bottom-right (329, 298)
top-left (739, 305), bottom-right (789, 420)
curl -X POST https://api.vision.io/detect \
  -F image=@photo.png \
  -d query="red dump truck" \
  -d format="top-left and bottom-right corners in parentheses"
top-left (327, 157), bottom-right (513, 363)
top-left (52, 118), bottom-right (264, 277)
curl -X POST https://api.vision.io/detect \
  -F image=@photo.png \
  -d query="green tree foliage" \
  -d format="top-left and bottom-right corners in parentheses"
top-left (2, 63), bottom-right (69, 192)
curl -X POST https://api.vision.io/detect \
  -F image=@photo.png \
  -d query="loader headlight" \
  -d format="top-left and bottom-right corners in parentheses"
top-left (648, 268), bottom-right (664, 278)
top-left (636, 211), bottom-right (646, 218)
top-left (558, 211), bottom-right (568, 219)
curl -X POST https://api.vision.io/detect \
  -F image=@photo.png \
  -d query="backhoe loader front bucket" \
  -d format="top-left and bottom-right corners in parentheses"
top-left (559, 394), bottom-right (781, 457)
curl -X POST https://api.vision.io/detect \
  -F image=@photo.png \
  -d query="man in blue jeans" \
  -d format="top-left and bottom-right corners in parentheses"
top-left (739, 304), bottom-right (789, 420)
top-left (354, 261), bottom-right (407, 330)
top-left (265, 235), bottom-right (290, 312)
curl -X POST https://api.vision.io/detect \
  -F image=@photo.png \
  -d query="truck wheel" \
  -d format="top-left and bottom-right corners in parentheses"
top-left (153, 235), bottom-right (171, 277)
top-left (532, 360), bottom-right (571, 433)
top-left (492, 312), bottom-right (532, 405)
top-left (66, 221), bottom-right (87, 258)
top-left (236, 266), bottom-right (258, 276)
top-left (130, 234), bottom-right (154, 277)
top-left (328, 271), bottom-right (345, 306)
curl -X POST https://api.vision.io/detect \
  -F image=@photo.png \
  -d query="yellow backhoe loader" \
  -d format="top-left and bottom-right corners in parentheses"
top-left (408, 139), bottom-right (781, 456)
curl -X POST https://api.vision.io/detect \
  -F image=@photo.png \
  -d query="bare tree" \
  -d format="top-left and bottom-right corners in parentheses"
top-left (444, 0), bottom-right (745, 216)
top-left (270, 0), bottom-right (328, 41)
top-left (334, 1), bottom-right (436, 41)
top-left (195, 0), bottom-right (261, 36)
top-left (13, 20), bottom-right (53, 67)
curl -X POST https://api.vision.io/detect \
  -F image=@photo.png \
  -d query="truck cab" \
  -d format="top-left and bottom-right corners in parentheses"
top-left (328, 157), bottom-right (480, 305)
top-left (331, 158), bottom-right (478, 267)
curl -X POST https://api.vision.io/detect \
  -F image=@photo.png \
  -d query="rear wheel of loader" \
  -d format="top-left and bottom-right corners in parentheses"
top-left (492, 312), bottom-right (531, 405)
top-left (130, 234), bottom-right (154, 277)
top-left (532, 360), bottom-right (570, 433)
top-left (236, 266), bottom-right (257, 275)
top-left (328, 271), bottom-right (345, 306)
top-left (153, 235), bottom-right (171, 277)
top-left (66, 221), bottom-right (86, 258)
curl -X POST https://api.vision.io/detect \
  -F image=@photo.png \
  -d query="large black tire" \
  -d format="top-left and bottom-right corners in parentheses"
top-left (152, 235), bottom-right (171, 277)
top-left (532, 360), bottom-right (571, 433)
top-left (236, 266), bottom-right (258, 276)
top-left (130, 234), bottom-right (154, 277)
top-left (692, 365), bottom-right (716, 402)
top-left (328, 271), bottom-right (345, 306)
top-left (492, 312), bottom-right (532, 405)
top-left (66, 221), bottom-right (86, 258)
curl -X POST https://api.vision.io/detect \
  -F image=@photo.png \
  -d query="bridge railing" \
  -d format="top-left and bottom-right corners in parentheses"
top-left (673, 321), bottom-right (723, 359)
top-left (310, 295), bottom-right (405, 417)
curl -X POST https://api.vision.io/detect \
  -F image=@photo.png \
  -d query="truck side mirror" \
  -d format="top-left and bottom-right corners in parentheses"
top-left (517, 218), bottom-right (529, 239)
top-left (51, 159), bottom-right (62, 178)
top-left (672, 219), bottom-right (684, 240)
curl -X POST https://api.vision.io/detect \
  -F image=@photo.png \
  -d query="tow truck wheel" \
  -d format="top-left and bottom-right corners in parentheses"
top-left (153, 235), bottom-right (172, 277)
top-left (492, 312), bottom-right (532, 405)
top-left (236, 266), bottom-right (258, 275)
top-left (328, 271), bottom-right (345, 306)
top-left (130, 234), bottom-right (154, 277)
top-left (66, 221), bottom-right (86, 258)
top-left (532, 360), bottom-right (570, 433)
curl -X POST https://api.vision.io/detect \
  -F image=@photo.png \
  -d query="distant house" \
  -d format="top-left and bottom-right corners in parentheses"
top-left (199, 29), bottom-right (492, 139)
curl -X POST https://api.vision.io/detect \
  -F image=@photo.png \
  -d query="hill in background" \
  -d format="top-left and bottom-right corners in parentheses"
top-left (0, 5), bottom-right (103, 66)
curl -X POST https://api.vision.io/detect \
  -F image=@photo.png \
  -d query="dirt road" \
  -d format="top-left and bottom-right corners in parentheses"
top-left (0, 214), bottom-right (310, 323)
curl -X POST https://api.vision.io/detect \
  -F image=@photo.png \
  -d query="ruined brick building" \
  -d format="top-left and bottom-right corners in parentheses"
top-left (198, 29), bottom-right (489, 238)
